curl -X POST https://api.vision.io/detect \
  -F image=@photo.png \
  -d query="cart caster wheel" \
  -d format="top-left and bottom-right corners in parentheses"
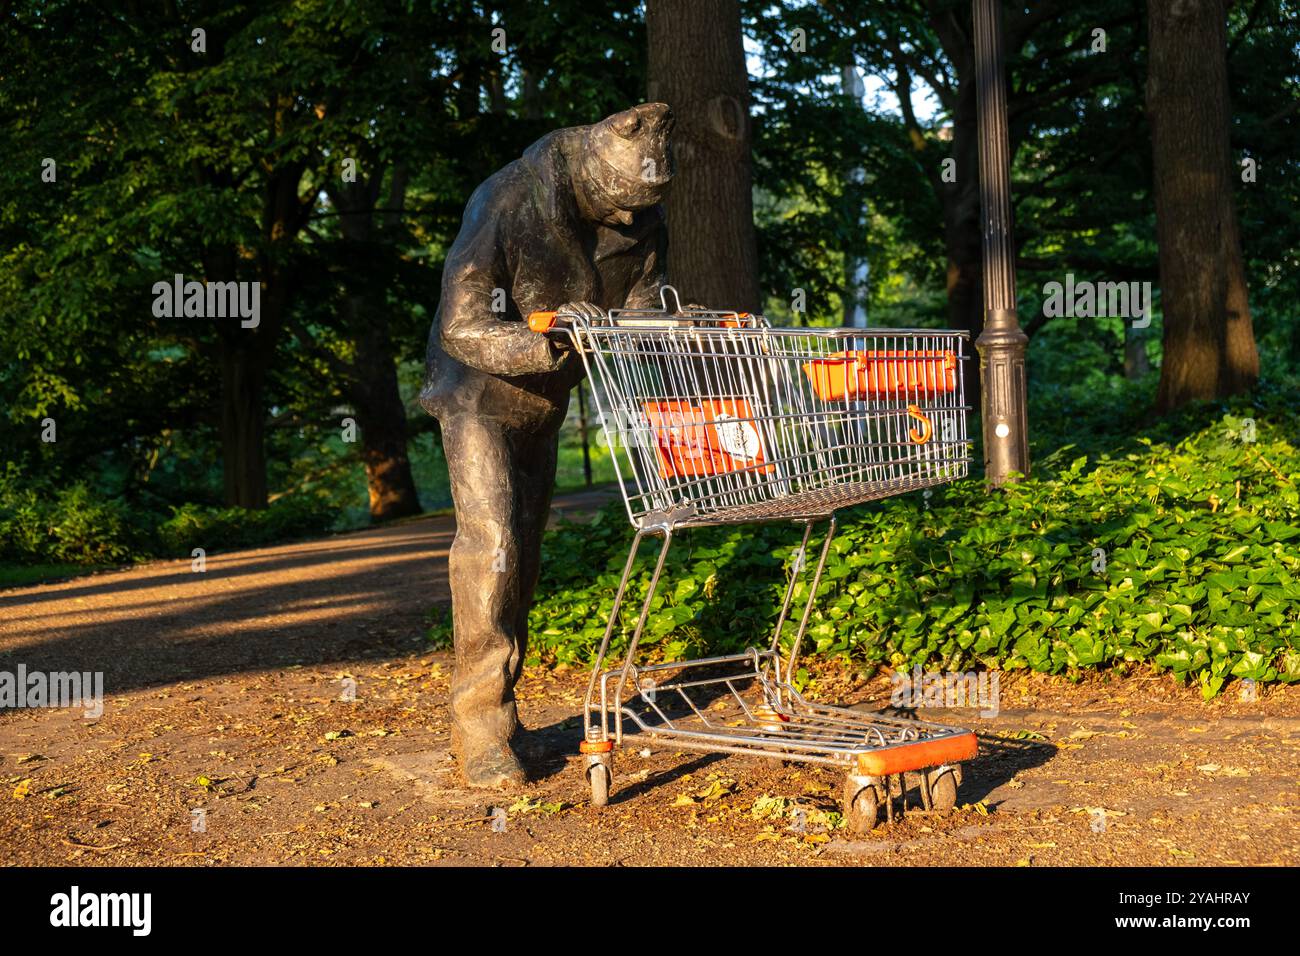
top-left (588, 763), bottom-right (611, 808)
top-left (843, 780), bottom-right (880, 834)
top-left (928, 768), bottom-right (959, 812)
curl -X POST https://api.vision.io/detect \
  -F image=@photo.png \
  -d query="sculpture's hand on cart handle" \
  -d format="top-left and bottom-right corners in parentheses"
top-left (528, 301), bottom-right (604, 333)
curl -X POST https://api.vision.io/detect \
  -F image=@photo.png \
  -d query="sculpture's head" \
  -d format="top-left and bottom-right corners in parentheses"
top-left (576, 102), bottom-right (675, 226)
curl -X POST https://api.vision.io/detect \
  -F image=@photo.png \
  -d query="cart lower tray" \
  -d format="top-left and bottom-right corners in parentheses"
top-left (592, 648), bottom-right (977, 777)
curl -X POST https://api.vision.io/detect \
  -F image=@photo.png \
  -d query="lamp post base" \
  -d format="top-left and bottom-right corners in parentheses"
top-left (975, 308), bottom-right (1030, 486)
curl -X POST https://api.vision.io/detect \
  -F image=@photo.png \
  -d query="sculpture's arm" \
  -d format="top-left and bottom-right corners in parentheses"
top-left (438, 234), bottom-right (564, 378)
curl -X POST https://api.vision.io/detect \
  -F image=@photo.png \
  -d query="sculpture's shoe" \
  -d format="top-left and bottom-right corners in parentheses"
top-left (461, 744), bottom-right (527, 790)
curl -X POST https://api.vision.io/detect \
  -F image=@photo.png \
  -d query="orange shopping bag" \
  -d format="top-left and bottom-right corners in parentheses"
top-left (642, 398), bottom-right (774, 479)
top-left (802, 350), bottom-right (957, 401)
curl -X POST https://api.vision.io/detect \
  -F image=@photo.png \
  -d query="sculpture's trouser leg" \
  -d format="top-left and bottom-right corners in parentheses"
top-left (441, 414), bottom-right (559, 785)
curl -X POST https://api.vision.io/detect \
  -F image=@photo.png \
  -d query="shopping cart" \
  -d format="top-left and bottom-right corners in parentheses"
top-left (528, 287), bottom-right (978, 832)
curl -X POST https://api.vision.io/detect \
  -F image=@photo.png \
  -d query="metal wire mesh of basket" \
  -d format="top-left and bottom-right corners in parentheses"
top-left (534, 286), bottom-right (971, 529)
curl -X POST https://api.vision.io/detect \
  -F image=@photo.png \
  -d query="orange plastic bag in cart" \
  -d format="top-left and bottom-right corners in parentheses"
top-left (802, 350), bottom-right (958, 402)
top-left (642, 399), bottom-right (775, 479)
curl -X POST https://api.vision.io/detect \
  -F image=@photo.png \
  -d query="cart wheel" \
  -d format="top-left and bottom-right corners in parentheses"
top-left (588, 762), bottom-right (611, 808)
top-left (843, 779), bottom-right (880, 834)
top-left (929, 768), bottom-right (959, 811)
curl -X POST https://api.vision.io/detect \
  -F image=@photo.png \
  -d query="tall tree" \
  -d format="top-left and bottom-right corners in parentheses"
top-left (320, 170), bottom-right (423, 522)
top-left (1147, 0), bottom-right (1259, 411)
top-left (646, 0), bottom-right (761, 310)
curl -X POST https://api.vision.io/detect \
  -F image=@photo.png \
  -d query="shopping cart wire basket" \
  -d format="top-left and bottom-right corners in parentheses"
top-left (529, 286), bottom-right (979, 830)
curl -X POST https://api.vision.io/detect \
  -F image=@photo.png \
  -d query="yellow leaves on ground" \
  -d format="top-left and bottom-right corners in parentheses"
top-left (1195, 764), bottom-right (1250, 777)
top-left (748, 794), bottom-right (791, 820)
top-left (10, 778), bottom-right (70, 800)
top-left (1154, 838), bottom-right (1194, 858)
top-left (508, 795), bottom-right (568, 815)
top-left (672, 775), bottom-right (738, 806)
top-left (1070, 806), bottom-right (1128, 820)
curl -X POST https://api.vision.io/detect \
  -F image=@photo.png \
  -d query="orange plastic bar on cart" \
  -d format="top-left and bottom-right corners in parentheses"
top-left (803, 350), bottom-right (958, 402)
top-left (528, 310), bottom-right (557, 333)
top-left (854, 731), bottom-right (978, 776)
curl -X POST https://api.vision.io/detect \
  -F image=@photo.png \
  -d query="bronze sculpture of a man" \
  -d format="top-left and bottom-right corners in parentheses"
top-left (420, 103), bottom-right (675, 788)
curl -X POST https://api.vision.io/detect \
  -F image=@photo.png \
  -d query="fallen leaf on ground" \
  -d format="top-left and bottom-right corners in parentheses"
top-left (695, 778), bottom-right (737, 802)
top-left (750, 794), bottom-right (790, 820)
top-left (997, 729), bottom-right (1047, 741)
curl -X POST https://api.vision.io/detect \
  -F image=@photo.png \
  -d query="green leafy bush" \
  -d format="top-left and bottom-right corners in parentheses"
top-left (0, 469), bottom-right (338, 568)
top-left (509, 403), bottom-right (1300, 698)
top-left (155, 495), bottom-right (337, 556)
top-left (0, 480), bottom-right (142, 564)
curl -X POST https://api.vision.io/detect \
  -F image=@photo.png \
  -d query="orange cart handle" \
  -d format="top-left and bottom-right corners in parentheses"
top-left (528, 310), bottom-right (561, 333)
top-left (855, 731), bottom-right (978, 776)
top-left (906, 404), bottom-right (933, 443)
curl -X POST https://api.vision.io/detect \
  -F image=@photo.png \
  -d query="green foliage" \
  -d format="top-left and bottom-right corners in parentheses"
top-left (0, 562), bottom-right (100, 591)
top-left (0, 0), bottom-right (648, 528)
top-left (155, 496), bottom-right (337, 556)
top-left (0, 480), bottom-right (142, 565)
top-left (0, 469), bottom-right (336, 568)
top-left (488, 401), bottom-right (1300, 698)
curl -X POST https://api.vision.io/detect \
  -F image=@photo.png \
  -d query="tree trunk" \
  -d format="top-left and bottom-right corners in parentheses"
top-left (218, 337), bottom-right (269, 508)
top-left (646, 0), bottom-right (761, 311)
top-left (348, 295), bottom-right (422, 522)
top-left (1147, 0), bottom-right (1258, 412)
top-left (333, 174), bottom-right (422, 523)
top-left (204, 246), bottom-right (271, 509)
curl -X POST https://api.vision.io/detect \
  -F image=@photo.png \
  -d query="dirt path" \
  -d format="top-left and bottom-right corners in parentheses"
top-left (1, 491), bottom-right (1297, 866)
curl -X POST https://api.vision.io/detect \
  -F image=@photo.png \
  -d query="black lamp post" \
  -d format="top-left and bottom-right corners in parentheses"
top-left (972, 0), bottom-right (1030, 485)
